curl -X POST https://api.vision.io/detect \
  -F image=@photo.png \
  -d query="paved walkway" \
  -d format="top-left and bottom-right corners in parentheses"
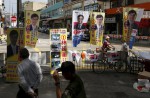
top-left (0, 67), bottom-right (150, 98)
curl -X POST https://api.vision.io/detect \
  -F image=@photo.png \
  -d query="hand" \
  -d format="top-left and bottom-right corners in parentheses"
top-left (53, 70), bottom-right (60, 83)
top-left (27, 92), bottom-right (37, 98)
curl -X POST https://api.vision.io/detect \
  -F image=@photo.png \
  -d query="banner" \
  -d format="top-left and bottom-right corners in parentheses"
top-left (25, 11), bottom-right (40, 47)
top-left (90, 12), bottom-right (105, 46)
top-left (50, 29), bottom-right (67, 74)
top-left (72, 10), bottom-right (90, 47)
top-left (123, 7), bottom-right (143, 49)
top-left (6, 28), bottom-right (25, 82)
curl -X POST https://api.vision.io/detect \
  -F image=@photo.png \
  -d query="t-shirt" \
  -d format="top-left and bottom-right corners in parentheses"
top-left (101, 40), bottom-right (110, 52)
top-left (61, 74), bottom-right (86, 98)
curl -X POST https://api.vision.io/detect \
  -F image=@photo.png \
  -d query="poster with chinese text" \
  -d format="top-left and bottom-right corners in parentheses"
top-left (25, 11), bottom-right (40, 47)
top-left (90, 12), bottom-right (105, 46)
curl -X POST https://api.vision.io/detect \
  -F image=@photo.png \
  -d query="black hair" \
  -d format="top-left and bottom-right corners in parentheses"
top-left (20, 48), bottom-right (29, 59)
top-left (61, 61), bottom-right (75, 74)
top-left (31, 13), bottom-right (39, 19)
top-left (77, 14), bottom-right (84, 19)
top-left (9, 30), bottom-right (18, 38)
top-left (96, 15), bottom-right (103, 19)
top-left (128, 10), bottom-right (137, 16)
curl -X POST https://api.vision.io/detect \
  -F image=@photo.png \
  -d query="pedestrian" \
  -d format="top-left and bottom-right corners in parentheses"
top-left (53, 61), bottom-right (87, 98)
top-left (17, 48), bottom-right (43, 98)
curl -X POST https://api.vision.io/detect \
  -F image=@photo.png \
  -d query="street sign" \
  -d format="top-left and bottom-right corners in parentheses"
top-left (11, 16), bottom-right (17, 22)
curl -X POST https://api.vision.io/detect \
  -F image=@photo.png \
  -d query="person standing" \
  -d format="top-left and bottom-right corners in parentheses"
top-left (53, 61), bottom-right (87, 98)
top-left (17, 48), bottom-right (43, 98)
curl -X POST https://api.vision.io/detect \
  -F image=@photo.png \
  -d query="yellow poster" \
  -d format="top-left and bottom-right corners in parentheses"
top-left (123, 7), bottom-right (142, 42)
top-left (50, 29), bottom-right (67, 74)
top-left (25, 11), bottom-right (40, 47)
top-left (6, 28), bottom-right (25, 82)
top-left (90, 12), bottom-right (105, 46)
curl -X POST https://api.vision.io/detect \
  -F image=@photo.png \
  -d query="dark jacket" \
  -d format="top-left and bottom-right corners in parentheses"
top-left (7, 44), bottom-right (19, 58)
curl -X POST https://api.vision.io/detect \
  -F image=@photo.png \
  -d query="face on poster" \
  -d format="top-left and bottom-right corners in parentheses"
top-left (90, 12), bottom-right (105, 46)
top-left (6, 28), bottom-right (25, 82)
top-left (25, 11), bottom-right (40, 47)
top-left (123, 7), bottom-right (143, 42)
top-left (72, 10), bottom-right (90, 47)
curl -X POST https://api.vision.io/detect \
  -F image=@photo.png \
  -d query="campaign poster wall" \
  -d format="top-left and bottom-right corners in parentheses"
top-left (50, 29), bottom-right (67, 74)
top-left (123, 7), bottom-right (144, 49)
top-left (6, 28), bottom-right (25, 82)
top-left (72, 10), bottom-right (90, 47)
top-left (90, 12), bottom-right (105, 46)
top-left (25, 11), bottom-right (40, 47)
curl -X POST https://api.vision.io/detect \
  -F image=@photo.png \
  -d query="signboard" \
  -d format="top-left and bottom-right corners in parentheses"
top-left (72, 10), bottom-right (90, 47)
top-left (11, 16), bottom-right (17, 22)
top-left (123, 7), bottom-right (144, 49)
top-left (6, 28), bottom-right (25, 82)
top-left (90, 12), bottom-right (105, 46)
top-left (50, 29), bottom-right (67, 74)
top-left (25, 11), bottom-right (40, 47)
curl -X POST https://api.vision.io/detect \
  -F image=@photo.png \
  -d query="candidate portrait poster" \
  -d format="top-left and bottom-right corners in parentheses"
top-left (6, 28), bottom-right (25, 82)
top-left (90, 12), bottom-right (105, 46)
top-left (50, 29), bottom-right (67, 74)
top-left (123, 7), bottom-right (144, 49)
top-left (72, 10), bottom-right (90, 47)
top-left (25, 11), bottom-right (40, 47)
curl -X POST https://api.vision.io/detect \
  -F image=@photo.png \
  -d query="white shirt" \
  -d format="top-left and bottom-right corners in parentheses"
top-left (17, 58), bottom-right (43, 93)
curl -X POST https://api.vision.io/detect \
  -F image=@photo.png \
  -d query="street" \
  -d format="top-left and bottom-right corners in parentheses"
top-left (0, 70), bottom-right (150, 98)
top-left (0, 32), bottom-right (150, 54)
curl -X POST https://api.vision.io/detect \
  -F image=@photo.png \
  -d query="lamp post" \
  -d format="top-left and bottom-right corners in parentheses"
top-left (17, 0), bottom-right (19, 28)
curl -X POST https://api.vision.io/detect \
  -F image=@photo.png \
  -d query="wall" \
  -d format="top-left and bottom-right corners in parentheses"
top-left (33, 2), bottom-right (46, 11)
top-left (134, 0), bottom-right (150, 4)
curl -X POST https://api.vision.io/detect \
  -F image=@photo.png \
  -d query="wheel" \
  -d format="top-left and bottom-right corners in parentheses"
top-left (114, 61), bottom-right (127, 72)
top-left (92, 61), bottom-right (105, 74)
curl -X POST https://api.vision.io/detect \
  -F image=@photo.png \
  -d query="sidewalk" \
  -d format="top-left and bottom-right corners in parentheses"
top-left (0, 67), bottom-right (150, 98)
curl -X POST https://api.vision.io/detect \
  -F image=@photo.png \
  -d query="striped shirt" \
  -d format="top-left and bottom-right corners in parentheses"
top-left (17, 58), bottom-right (43, 93)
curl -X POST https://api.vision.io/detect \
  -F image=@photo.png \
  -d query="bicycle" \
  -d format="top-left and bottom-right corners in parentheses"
top-left (92, 50), bottom-right (128, 74)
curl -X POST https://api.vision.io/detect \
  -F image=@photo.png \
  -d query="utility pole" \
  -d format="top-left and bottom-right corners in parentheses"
top-left (17, 0), bottom-right (19, 28)
top-left (82, 0), bottom-right (85, 11)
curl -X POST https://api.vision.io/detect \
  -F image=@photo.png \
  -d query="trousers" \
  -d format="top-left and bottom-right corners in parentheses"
top-left (17, 85), bottom-right (38, 98)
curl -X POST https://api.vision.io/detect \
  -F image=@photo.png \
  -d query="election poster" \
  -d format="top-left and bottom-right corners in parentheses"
top-left (90, 12), bottom-right (105, 46)
top-left (25, 11), bottom-right (40, 47)
top-left (72, 10), bottom-right (90, 47)
top-left (123, 7), bottom-right (144, 49)
top-left (6, 28), bottom-right (25, 82)
top-left (50, 29), bottom-right (67, 74)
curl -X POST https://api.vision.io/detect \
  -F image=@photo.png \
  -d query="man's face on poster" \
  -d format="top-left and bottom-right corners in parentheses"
top-left (96, 17), bottom-right (103, 25)
top-left (31, 17), bottom-right (38, 26)
top-left (128, 13), bottom-right (136, 22)
top-left (10, 34), bottom-right (18, 46)
top-left (78, 16), bottom-right (84, 24)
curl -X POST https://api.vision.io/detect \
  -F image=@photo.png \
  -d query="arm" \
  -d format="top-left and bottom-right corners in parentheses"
top-left (32, 63), bottom-right (43, 90)
top-left (53, 70), bottom-right (62, 98)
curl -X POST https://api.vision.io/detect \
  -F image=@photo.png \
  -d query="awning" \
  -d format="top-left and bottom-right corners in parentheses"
top-left (105, 2), bottom-right (150, 15)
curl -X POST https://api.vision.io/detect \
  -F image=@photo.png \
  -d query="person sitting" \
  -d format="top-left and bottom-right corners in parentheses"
top-left (101, 36), bottom-right (115, 52)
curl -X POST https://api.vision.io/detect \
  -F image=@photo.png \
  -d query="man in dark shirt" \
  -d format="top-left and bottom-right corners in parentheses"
top-left (53, 61), bottom-right (87, 98)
